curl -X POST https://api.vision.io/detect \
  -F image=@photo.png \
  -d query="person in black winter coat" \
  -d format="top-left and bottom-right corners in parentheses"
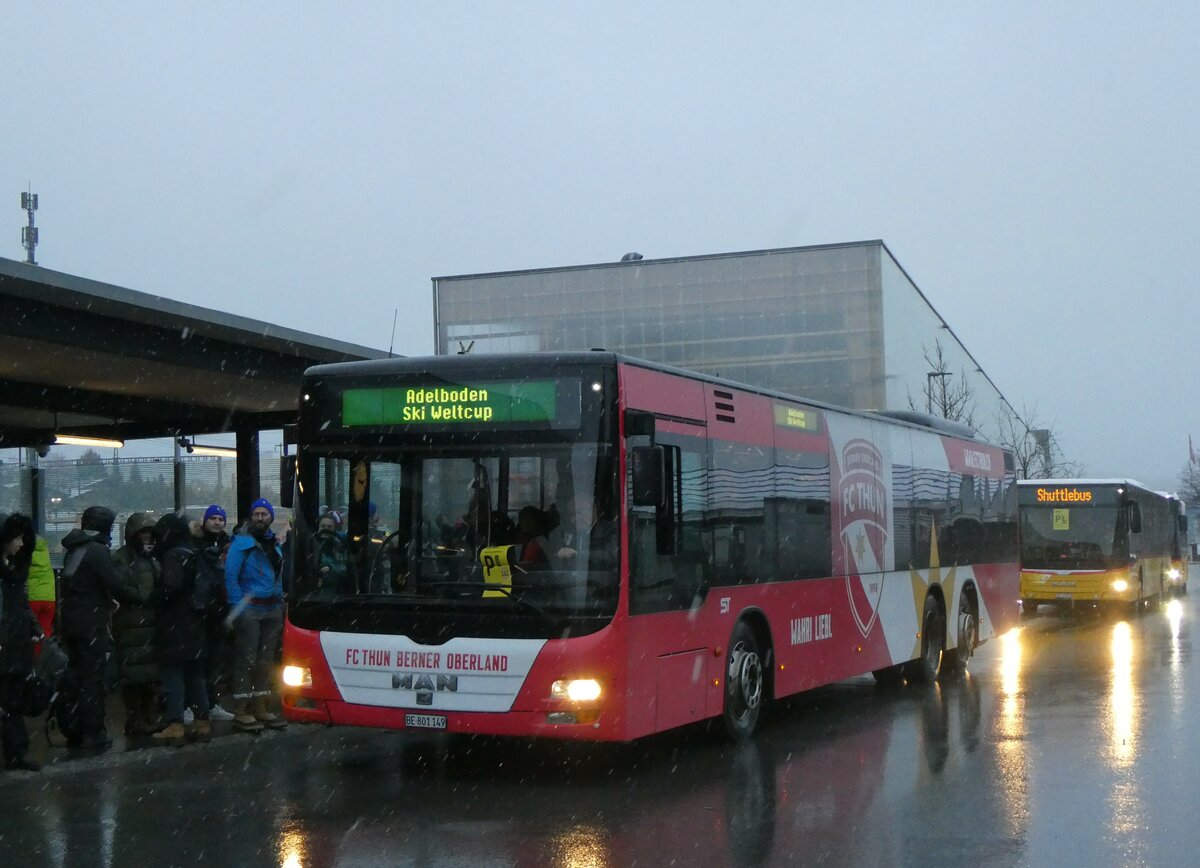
top-left (112, 512), bottom-right (162, 735)
top-left (0, 513), bottom-right (42, 772)
top-left (59, 505), bottom-right (139, 749)
top-left (151, 513), bottom-right (210, 746)
top-left (192, 505), bottom-right (233, 721)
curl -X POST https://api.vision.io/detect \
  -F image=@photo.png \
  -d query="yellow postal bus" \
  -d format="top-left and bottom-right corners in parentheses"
top-left (1018, 479), bottom-right (1187, 615)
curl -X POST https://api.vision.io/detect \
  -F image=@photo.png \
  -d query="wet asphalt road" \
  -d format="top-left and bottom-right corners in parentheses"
top-left (1, 591), bottom-right (1197, 868)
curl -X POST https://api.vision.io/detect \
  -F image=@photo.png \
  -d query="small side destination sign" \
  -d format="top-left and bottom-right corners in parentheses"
top-left (343, 380), bottom-right (562, 427)
top-left (774, 404), bottom-right (821, 431)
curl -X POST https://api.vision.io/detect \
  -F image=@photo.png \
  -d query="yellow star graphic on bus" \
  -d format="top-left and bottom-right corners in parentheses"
top-left (910, 519), bottom-right (956, 661)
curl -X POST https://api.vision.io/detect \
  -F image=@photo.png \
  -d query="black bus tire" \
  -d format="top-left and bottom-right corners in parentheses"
top-left (946, 590), bottom-right (978, 673)
top-left (722, 621), bottom-right (765, 741)
top-left (908, 594), bottom-right (946, 683)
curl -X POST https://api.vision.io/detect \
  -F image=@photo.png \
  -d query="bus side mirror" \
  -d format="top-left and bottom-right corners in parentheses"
top-left (632, 446), bottom-right (666, 508)
top-left (625, 409), bottom-right (656, 439)
top-left (279, 456), bottom-right (296, 509)
top-left (1180, 515), bottom-right (1189, 533)
top-left (1127, 502), bottom-right (1142, 534)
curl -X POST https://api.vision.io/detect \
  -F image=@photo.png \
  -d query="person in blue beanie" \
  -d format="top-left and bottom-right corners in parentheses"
top-left (224, 498), bottom-right (286, 732)
top-left (192, 505), bottom-right (234, 723)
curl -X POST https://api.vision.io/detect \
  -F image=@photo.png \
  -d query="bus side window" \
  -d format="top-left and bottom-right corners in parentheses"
top-left (709, 441), bottom-right (773, 586)
top-left (773, 448), bottom-right (831, 580)
top-left (629, 431), bottom-right (710, 615)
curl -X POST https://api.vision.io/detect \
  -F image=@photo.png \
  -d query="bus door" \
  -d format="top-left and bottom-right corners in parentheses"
top-left (628, 414), bottom-right (711, 733)
top-left (628, 417), bottom-right (710, 617)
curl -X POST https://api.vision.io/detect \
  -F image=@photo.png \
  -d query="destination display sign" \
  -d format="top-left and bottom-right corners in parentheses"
top-left (1018, 485), bottom-right (1118, 507)
top-left (774, 404), bottom-right (822, 432)
top-left (341, 379), bottom-right (579, 428)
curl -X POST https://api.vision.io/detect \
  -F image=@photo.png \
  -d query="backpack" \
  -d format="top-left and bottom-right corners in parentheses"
top-left (191, 546), bottom-right (227, 614)
top-left (46, 665), bottom-right (84, 746)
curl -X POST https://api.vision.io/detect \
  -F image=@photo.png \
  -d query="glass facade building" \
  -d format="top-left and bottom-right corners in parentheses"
top-left (433, 241), bottom-right (1013, 438)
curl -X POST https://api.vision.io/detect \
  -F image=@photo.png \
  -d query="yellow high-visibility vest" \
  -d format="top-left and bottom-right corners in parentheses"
top-left (26, 537), bottom-right (56, 602)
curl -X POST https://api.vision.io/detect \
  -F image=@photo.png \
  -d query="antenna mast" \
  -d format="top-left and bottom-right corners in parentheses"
top-left (20, 188), bottom-right (39, 265)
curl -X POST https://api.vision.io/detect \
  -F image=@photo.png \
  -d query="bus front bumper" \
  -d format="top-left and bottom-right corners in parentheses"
top-left (282, 695), bottom-right (619, 740)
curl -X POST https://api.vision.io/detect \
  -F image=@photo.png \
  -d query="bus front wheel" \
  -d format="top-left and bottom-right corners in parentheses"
top-left (722, 622), bottom-right (765, 741)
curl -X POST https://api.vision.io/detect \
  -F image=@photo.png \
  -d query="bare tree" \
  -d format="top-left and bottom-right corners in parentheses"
top-left (994, 403), bottom-right (1083, 479)
top-left (906, 340), bottom-right (977, 428)
top-left (1177, 457), bottom-right (1200, 504)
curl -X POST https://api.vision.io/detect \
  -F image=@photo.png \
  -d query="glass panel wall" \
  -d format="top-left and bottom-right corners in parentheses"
top-left (435, 243), bottom-right (885, 410)
top-left (879, 253), bottom-right (1010, 441)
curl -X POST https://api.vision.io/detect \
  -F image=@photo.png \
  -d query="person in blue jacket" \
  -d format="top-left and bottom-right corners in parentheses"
top-left (224, 498), bottom-right (287, 733)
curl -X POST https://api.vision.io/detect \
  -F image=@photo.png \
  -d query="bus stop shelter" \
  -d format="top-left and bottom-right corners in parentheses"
top-left (0, 256), bottom-right (389, 530)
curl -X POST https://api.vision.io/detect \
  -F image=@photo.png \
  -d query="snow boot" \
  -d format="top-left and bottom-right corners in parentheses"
top-left (152, 721), bottom-right (187, 747)
top-left (188, 719), bottom-right (212, 743)
top-left (233, 701), bottom-right (264, 733)
top-left (252, 696), bottom-right (288, 730)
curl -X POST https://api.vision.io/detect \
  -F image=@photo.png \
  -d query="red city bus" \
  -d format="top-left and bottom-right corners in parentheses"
top-left (281, 353), bottom-right (1019, 740)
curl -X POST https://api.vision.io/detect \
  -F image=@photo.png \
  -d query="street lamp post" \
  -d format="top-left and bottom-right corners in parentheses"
top-left (926, 371), bottom-right (951, 415)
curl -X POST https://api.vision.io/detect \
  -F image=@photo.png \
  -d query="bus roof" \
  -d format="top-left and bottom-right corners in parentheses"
top-left (303, 351), bottom-right (992, 446)
top-left (1017, 478), bottom-right (1150, 490)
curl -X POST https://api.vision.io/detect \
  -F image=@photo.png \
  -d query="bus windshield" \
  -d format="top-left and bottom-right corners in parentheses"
top-left (1019, 506), bottom-right (1125, 569)
top-left (290, 443), bottom-right (618, 620)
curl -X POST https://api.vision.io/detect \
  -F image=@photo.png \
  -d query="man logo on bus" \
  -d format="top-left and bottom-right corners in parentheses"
top-left (839, 438), bottom-right (889, 637)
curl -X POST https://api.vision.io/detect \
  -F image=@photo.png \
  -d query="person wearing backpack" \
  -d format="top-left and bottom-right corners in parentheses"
top-left (1, 513), bottom-right (42, 772)
top-left (224, 498), bottom-right (286, 733)
top-left (150, 514), bottom-right (209, 746)
top-left (59, 505), bottom-right (140, 750)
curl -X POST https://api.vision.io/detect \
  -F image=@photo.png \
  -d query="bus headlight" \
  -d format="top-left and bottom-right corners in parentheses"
top-left (1167, 568), bottom-right (1181, 581)
top-left (1111, 579), bottom-right (1129, 593)
top-left (551, 679), bottom-right (602, 702)
top-left (282, 666), bottom-right (312, 688)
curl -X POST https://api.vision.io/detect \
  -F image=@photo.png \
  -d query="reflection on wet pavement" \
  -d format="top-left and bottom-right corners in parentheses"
top-left (2, 593), bottom-right (1198, 867)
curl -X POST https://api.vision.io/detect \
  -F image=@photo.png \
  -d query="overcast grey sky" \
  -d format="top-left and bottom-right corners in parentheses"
top-left (3, 3), bottom-right (1197, 490)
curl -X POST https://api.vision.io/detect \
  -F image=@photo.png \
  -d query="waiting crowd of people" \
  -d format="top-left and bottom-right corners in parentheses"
top-left (0, 496), bottom-right (289, 773)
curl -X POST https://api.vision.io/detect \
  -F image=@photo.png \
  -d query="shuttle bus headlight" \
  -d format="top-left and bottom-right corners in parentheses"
top-left (282, 666), bottom-right (313, 688)
top-left (551, 679), bottom-right (602, 702)
top-left (1167, 568), bottom-right (1182, 582)
top-left (1111, 579), bottom-right (1129, 593)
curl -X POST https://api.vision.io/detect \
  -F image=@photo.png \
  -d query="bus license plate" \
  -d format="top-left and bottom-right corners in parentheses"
top-left (1056, 593), bottom-right (1072, 599)
top-left (405, 713), bottom-right (447, 730)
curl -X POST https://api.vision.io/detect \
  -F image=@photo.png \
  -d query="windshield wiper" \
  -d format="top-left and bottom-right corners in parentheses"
top-left (483, 584), bottom-right (554, 620)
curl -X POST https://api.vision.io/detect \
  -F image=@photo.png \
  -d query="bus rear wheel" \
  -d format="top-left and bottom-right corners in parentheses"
top-left (907, 594), bottom-right (946, 683)
top-left (947, 591), bottom-right (978, 672)
top-left (722, 622), bottom-right (765, 741)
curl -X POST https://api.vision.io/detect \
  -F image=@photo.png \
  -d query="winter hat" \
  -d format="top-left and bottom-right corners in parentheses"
top-left (123, 512), bottom-right (155, 543)
top-left (1, 512), bottom-right (28, 543)
top-left (203, 504), bottom-right (227, 523)
top-left (153, 513), bottom-right (190, 551)
top-left (81, 505), bottom-right (117, 535)
top-left (250, 498), bottom-right (275, 520)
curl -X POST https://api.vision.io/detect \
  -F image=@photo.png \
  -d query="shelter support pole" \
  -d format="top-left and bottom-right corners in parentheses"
top-left (26, 447), bottom-right (44, 535)
top-left (174, 438), bottom-right (185, 513)
top-left (235, 429), bottom-right (261, 526)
